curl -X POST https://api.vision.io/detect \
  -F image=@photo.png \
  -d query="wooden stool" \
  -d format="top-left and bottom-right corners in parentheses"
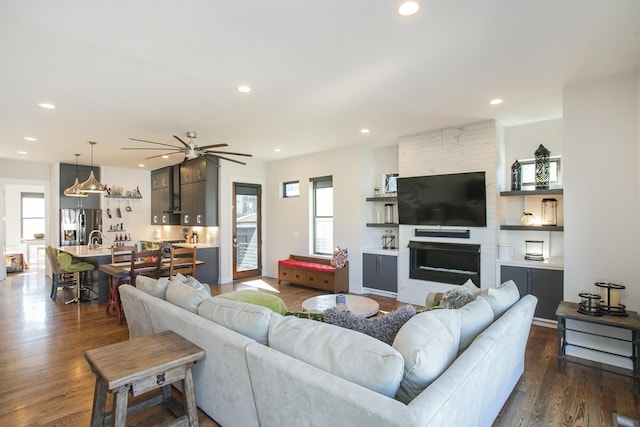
top-left (84, 330), bottom-right (205, 427)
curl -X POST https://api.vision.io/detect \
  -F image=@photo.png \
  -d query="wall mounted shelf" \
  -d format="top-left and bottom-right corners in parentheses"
top-left (366, 223), bottom-right (399, 228)
top-left (500, 225), bottom-right (564, 231)
top-left (500, 189), bottom-right (563, 197)
top-left (365, 196), bottom-right (397, 202)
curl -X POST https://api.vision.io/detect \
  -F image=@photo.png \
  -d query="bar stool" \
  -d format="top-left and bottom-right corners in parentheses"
top-left (57, 252), bottom-right (96, 304)
top-left (106, 245), bottom-right (136, 324)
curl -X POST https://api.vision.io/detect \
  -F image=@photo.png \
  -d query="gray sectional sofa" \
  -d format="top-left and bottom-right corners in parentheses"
top-left (119, 281), bottom-right (537, 427)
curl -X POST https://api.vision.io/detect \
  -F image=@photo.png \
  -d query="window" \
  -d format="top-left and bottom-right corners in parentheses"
top-left (310, 176), bottom-right (333, 255)
top-left (21, 192), bottom-right (45, 240)
top-left (520, 157), bottom-right (561, 189)
top-left (283, 180), bottom-right (299, 198)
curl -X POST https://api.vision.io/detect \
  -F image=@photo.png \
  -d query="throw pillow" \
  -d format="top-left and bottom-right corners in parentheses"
top-left (165, 280), bottom-right (211, 313)
top-left (483, 280), bottom-right (520, 318)
top-left (268, 314), bottom-right (404, 398)
top-left (457, 295), bottom-right (494, 352)
top-left (173, 272), bottom-right (210, 294)
top-left (393, 309), bottom-right (461, 404)
top-left (330, 247), bottom-right (348, 269)
top-left (440, 288), bottom-right (474, 309)
top-left (217, 290), bottom-right (288, 315)
top-left (322, 305), bottom-right (416, 345)
top-left (135, 275), bottom-right (170, 299)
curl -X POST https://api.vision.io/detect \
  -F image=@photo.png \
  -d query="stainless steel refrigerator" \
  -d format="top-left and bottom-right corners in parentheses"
top-left (60, 208), bottom-right (102, 246)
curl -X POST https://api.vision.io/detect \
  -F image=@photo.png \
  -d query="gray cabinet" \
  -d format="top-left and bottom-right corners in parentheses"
top-left (60, 163), bottom-right (101, 209)
top-left (363, 253), bottom-right (397, 293)
top-left (180, 158), bottom-right (218, 226)
top-left (500, 265), bottom-right (563, 320)
top-left (150, 166), bottom-right (180, 225)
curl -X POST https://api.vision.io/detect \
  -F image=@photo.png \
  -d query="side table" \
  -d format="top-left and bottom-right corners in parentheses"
top-left (84, 330), bottom-right (205, 426)
top-left (556, 301), bottom-right (639, 393)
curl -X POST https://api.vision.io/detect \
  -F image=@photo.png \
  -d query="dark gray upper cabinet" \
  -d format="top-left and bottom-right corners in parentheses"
top-left (60, 163), bottom-right (101, 209)
top-left (150, 166), bottom-right (180, 225)
top-left (180, 158), bottom-right (218, 226)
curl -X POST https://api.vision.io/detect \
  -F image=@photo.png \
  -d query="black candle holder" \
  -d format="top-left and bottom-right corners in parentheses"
top-left (594, 282), bottom-right (628, 316)
top-left (577, 292), bottom-right (603, 316)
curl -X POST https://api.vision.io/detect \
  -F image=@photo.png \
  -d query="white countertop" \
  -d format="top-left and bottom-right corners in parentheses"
top-left (58, 245), bottom-right (113, 258)
top-left (361, 247), bottom-right (400, 256)
top-left (173, 243), bottom-right (216, 249)
top-left (497, 256), bottom-right (564, 270)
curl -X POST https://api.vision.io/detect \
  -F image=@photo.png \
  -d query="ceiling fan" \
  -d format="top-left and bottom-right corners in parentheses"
top-left (122, 131), bottom-right (252, 166)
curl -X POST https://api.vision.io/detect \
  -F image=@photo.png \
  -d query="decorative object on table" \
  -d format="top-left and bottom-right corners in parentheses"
top-left (534, 144), bottom-right (551, 190)
top-left (595, 281), bottom-right (627, 316)
top-left (524, 240), bottom-right (544, 260)
top-left (577, 292), bottom-right (603, 316)
top-left (510, 160), bottom-right (521, 191)
top-left (374, 186), bottom-right (381, 197)
top-left (382, 229), bottom-right (396, 250)
top-left (382, 173), bottom-right (399, 194)
top-left (335, 294), bottom-right (346, 305)
top-left (541, 198), bottom-right (558, 226)
top-left (520, 212), bottom-right (535, 226)
top-left (384, 203), bottom-right (394, 224)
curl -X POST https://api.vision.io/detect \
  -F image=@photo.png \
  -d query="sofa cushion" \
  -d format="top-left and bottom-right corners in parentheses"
top-left (393, 309), bottom-right (461, 404)
top-left (278, 257), bottom-right (335, 273)
top-left (217, 290), bottom-right (287, 315)
top-left (457, 295), bottom-right (494, 351)
top-left (483, 280), bottom-right (520, 318)
top-left (198, 297), bottom-right (273, 345)
top-left (165, 279), bottom-right (211, 313)
top-left (330, 247), bottom-right (348, 269)
top-left (135, 275), bottom-right (170, 299)
top-left (174, 272), bottom-right (210, 293)
top-left (268, 314), bottom-right (404, 398)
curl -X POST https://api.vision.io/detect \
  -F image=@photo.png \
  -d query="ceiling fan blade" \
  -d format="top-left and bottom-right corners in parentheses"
top-left (121, 147), bottom-right (182, 151)
top-left (203, 150), bottom-right (252, 157)
top-left (173, 135), bottom-right (191, 149)
top-left (128, 138), bottom-right (180, 149)
top-left (205, 153), bottom-right (247, 165)
top-left (198, 143), bottom-right (229, 150)
top-left (145, 152), bottom-right (183, 160)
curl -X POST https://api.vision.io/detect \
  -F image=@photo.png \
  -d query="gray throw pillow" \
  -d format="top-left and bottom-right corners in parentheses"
top-left (323, 305), bottom-right (416, 345)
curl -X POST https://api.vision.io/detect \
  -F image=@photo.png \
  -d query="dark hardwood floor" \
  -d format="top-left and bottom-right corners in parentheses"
top-left (0, 263), bottom-right (637, 426)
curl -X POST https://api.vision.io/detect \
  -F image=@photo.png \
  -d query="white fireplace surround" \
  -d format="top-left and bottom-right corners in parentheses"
top-left (396, 120), bottom-right (500, 306)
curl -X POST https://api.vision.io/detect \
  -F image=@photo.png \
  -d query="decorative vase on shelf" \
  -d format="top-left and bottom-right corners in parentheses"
top-left (534, 144), bottom-right (550, 189)
top-left (510, 160), bottom-right (521, 191)
top-left (520, 212), bottom-right (535, 226)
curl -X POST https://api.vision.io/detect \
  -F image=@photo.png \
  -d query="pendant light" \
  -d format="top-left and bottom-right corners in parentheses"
top-left (63, 153), bottom-right (88, 198)
top-left (78, 141), bottom-right (106, 193)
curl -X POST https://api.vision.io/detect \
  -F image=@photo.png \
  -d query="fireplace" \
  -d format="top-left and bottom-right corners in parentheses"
top-left (408, 241), bottom-right (481, 286)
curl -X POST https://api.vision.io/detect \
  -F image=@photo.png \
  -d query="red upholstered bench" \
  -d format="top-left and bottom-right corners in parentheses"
top-left (278, 255), bottom-right (348, 293)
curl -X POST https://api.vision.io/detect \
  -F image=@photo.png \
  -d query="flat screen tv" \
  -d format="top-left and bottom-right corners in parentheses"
top-left (397, 171), bottom-right (487, 227)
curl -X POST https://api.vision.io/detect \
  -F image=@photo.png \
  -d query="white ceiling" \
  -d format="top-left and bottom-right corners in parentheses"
top-left (1, 1), bottom-right (639, 170)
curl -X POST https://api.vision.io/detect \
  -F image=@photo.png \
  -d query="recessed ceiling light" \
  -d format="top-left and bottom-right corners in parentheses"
top-left (38, 102), bottom-right (56, 109)
top-left (17, 151), bottom-right (28, 155)
top-left (162, 155), bottom-right (169, 159)
top-left (274, 148), bottom-right (281, 152)
top-left (398, 1), bottom-right (420, 16)
top-left (489, 98), bottom-right (503, 105)
top-left (237, 85), bottom-right (251, 93)
top-left (24, 137), bottom-right (37, 141)
top-left (360, 128), bottom-right (370, 134)
top-left (138, 164), bottom-right (145, 167)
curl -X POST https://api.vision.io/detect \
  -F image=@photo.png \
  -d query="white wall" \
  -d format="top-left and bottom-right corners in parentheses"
top-left (396, 120), bottom-right (499, 305)
top-left (564, 70), bottom-right (640, 313)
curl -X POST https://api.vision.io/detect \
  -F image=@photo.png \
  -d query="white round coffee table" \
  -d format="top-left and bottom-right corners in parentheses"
top-left (302, 294), bottom-right (379, 317)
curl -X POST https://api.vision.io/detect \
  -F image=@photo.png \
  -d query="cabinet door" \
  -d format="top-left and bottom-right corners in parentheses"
top-left (181, 182), bottom-right (193, 225)
top-left (531, 268), bottom-right (563, 320)
top-left (192, 159), bottom-right (207, 182)
top-left (180, 163), bottom-right (192, 185)
top-left (363, 253), bottom-right (397, 292)
top-left (192, 180), bottom-right (206, 225)
top-left (500, 266), bottom-right (530, 296)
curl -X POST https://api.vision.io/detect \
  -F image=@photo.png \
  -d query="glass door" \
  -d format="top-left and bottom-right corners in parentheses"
top-left (232, 183), bottom-right (262, 279)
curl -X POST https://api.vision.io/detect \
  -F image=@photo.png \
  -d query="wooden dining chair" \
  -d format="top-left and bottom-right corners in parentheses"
top-left (106, 245), bottom-right (136, 323)
top-left (130, 248), bottom-right (162, 283)
top-left (169, 246), bottom-right (197, 277)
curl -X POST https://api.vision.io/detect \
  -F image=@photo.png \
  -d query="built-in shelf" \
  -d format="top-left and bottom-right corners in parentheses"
top-left (500, 189), bottom-right (563, 196)
top-left (366, 223), bottom-right (399, 228)
top-left (365, 196), bottom-right (397, 202)
top-left (500, 225), bottom-right (564, 231)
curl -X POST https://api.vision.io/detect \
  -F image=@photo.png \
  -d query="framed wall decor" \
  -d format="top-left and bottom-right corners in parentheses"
top-left (383, 173), bottom-right (399, 194)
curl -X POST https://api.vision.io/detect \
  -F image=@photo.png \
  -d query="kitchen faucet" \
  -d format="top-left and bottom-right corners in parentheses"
top-left (88, 230), bottom-right (105, 249)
